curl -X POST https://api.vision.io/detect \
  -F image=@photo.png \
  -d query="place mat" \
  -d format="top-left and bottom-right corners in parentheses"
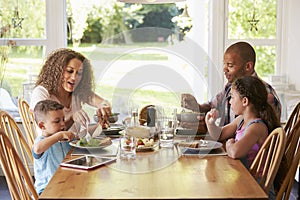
top-left (180, 147), bottom-right (227, 156)
top-left (71, 141), bottom-right (119, 157)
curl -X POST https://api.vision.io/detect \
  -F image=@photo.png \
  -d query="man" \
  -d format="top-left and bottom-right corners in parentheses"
top-left (181, 41), bottom-right (281, 132)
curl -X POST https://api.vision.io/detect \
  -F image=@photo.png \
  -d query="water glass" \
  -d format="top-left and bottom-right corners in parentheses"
top-left (120, 135), bottom-right (136, 159)
top-left (159, 116), bottom-right (176, 148)
top-left (159, 127), bottom-right (175, 148)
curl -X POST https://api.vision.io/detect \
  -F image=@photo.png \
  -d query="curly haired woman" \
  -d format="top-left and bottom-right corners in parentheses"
top-left (30, 48), bottom-right (111, 135)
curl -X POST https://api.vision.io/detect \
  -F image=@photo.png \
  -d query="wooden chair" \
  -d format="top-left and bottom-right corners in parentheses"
top-left (18, 97), bottom-right (37, 148)
top-left (284, 101), bottom-right (300, 136)
top-left (0, 129), bottom-right (38, 200)
top-left (274, 119), bottom-right (300, 194)
top-left (0, 110), bottom-right (34, 178)
top-left (249, 127), bottom-right (286, 194)
top-left (276, 146), bottom-right (300, 200)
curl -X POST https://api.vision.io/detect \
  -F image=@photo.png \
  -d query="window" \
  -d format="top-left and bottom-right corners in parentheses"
top-left (225, 0), bottom-right (281, 78)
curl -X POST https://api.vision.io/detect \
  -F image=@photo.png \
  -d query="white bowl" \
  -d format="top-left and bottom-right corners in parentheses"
top-left (126, 126), bottom-right (150, 138)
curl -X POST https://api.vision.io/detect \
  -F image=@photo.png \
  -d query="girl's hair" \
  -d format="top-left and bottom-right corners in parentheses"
top-left (232, 76), bottom-right (280, 133)
top-left (35, 48), bottom-right (95, 103)
top-left (34, 100), bottom-right (64, 123)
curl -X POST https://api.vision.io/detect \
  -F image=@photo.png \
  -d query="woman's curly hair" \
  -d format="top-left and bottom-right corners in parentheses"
top-left (36, 48), bottom-right (95, 103)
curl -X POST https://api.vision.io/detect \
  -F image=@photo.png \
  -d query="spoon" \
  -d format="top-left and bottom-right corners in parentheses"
top-left (85, 122), bottom-right (91, 142)
top-left (92, 124), bottom-right (102, 138)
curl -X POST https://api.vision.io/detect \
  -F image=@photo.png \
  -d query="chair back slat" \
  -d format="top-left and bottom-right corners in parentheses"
top-left (0, 110), bottom-right (34, 178)
top-left (250, 127), bottom-right (286, 194)
top-left (274, 102), bottom-right (300, 193)
top-left (18, 98), bottom-right (37, 148)
top-left (284, 101), bottom-right (300, 136)
top-left (276, 146), bottom-right (300, 200)
top-left (0, 129), bottom-right (38, 200)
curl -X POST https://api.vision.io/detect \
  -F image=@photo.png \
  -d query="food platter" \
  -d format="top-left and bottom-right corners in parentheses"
top-left (69, 138), bottom-right (112, 149)
top-left (178, 140), bottom-right (223, 151)
top-left (136, 142), bottom-right (158, 151)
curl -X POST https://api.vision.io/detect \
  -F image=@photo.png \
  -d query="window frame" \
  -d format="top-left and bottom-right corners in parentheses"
top-left (223, 0), bottom-right (283, 76)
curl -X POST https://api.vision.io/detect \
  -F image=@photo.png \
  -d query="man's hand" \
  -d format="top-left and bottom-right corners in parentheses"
top-left (180, 114), bottom-right (207, 134)
top-left (181, 93), bottom-right (200, 112)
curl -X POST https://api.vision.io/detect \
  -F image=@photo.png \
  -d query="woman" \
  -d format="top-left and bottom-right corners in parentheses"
top-left (205, 76), bottom-right (280, 168)
top-left (30, 48), bottom-right (111, 134)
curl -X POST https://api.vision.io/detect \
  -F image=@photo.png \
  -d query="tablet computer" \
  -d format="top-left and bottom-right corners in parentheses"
top-left (60, 155), bottom-right (116, 170)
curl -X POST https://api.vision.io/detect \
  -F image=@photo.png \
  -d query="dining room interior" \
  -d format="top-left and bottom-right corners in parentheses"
top-left (0, 0), bottom-right (300, 199)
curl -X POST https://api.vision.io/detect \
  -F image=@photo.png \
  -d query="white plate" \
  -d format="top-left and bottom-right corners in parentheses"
top-left (179, 140), bottom-right (223, 151)
top-left (69, 139), bottom-right (112, 149)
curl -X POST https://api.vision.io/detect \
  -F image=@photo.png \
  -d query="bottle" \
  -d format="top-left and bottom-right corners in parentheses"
top-left (147, 106), bottom-right (156, 138)
top-left (130, 108), bottom-right (139, 127)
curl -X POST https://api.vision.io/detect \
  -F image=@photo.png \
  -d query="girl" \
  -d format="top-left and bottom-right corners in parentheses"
top-left (205, 76), bottom-right (280, 168)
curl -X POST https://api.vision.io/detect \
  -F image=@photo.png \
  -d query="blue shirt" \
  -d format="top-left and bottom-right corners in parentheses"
top-left (33, 136), bottom-right (71, 195)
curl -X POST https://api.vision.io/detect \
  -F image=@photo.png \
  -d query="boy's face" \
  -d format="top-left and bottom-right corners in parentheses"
top-left (40, 110), bottom-right (66, 135)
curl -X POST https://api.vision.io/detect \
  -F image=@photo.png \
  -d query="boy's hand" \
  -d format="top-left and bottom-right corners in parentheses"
top-left (58, 131), bottom-right (75, 142)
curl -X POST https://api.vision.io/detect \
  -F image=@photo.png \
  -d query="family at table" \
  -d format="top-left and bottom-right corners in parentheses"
top-left (28, 41), bottom-right (282, 198)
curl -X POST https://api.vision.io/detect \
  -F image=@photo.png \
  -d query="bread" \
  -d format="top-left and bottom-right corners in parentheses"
top-left (99, 137), bottom-right (112, 146)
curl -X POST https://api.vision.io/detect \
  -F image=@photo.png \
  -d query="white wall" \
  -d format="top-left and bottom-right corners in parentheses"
top-left (282, 0), bottom-right (300, 91)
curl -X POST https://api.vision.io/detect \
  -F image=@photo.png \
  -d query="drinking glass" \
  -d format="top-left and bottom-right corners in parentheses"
top-left (158, 112), bottom-right (177, 148)
top-left (120, 135), bottom-right (136, 159)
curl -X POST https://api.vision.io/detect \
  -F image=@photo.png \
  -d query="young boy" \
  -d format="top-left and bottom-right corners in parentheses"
top-left (32, 99), bottom-right (75, 195)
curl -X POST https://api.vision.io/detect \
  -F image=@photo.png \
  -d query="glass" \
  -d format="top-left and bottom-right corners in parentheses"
top-left (158, 108), bottom-right (177, 148)
top-left (120, 135), bottom-right (136, 159)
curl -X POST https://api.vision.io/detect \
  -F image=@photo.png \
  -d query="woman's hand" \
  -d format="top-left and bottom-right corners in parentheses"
top-left (72, 109), bottom-right (90, 127)
top-left (96, 100), bottom-right (112, 128)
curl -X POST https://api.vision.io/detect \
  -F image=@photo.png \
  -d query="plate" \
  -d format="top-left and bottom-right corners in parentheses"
top-left (179, 140), bottom-right (223, 151)
top-left (136, 142), bottom-right (158, 151)
top-left (103, 124), bottom-right (125, 135)
top-left (69, 139), bottom-right (112, 149)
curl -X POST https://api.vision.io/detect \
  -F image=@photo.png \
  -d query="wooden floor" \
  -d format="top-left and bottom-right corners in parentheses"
top-left (0, 176), bottom-right (299, 200)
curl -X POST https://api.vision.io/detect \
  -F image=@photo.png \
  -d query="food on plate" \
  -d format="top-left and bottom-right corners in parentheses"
top-left (178, 141), bottom-right (199, 148)
top-left (124, 137), bottom-right (155, 148)
top-left (76, 137), bottom-right (112, 147)
top-left (136, 138), bottom-right (155, 147)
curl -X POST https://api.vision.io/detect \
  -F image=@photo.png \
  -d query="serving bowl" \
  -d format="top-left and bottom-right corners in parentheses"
top-left (94, 113), bottom-right (120, 123)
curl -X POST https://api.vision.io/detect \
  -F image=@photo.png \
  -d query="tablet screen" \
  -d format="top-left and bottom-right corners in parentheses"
top-left (60, 155), bottom-right (116, 170)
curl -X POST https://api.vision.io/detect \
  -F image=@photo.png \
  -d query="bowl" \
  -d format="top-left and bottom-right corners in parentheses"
top-left (94, 113), bottom-right (119, 123)
top-left (176, 112), bottom-right (205, 123)
top-left (108, 113), bottom-right (119, 123)
top-left (126, 126), bottom-right (150, 138)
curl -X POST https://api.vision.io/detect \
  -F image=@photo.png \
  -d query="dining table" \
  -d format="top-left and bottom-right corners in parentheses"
top-left (39, 136), bottom-right (268, 200)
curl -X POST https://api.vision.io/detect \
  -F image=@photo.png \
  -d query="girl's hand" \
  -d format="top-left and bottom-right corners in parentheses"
top-left (205, 109), bottom-right (218, 125)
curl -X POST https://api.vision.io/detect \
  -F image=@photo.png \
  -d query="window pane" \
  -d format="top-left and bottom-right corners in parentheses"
top-left (2, 46), bottom-right (43, 99)
top-left (254, 45), bottom-right (276, 78)
top-left (228, 0), bottom-right (277, 39)
top-left (0, 0), bottom-right (46, 38)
